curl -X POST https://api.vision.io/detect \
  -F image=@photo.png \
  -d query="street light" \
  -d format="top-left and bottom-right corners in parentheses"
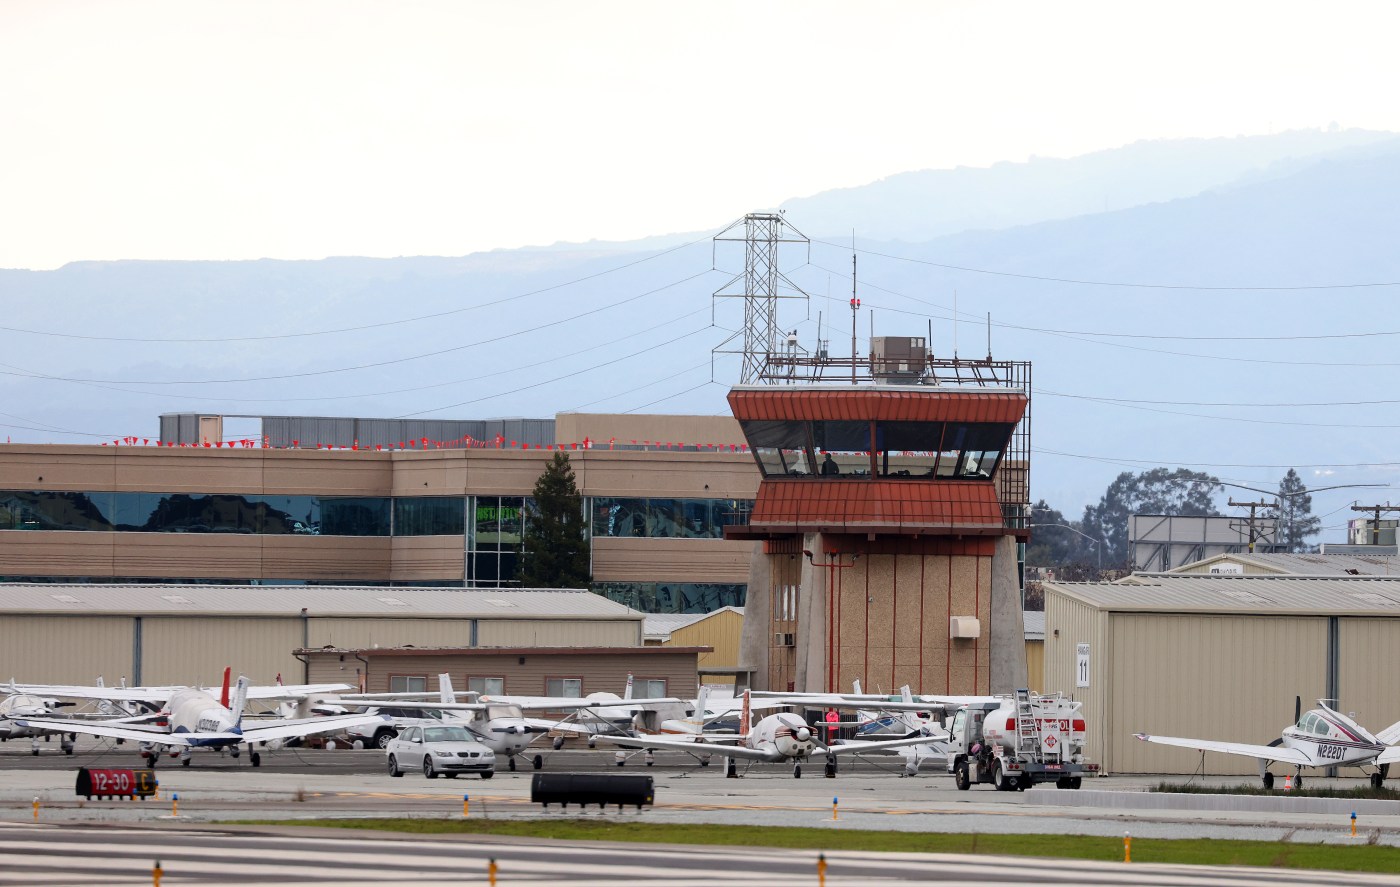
top-left (1029, 523), bottom-right (1103, 574)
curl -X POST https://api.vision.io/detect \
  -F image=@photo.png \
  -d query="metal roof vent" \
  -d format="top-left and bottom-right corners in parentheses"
top-left (484, 598), bottom-right (516, 608)
top-left (1219, 590), bottom-right (1271, 606)
top-left (376, 597), bottom-right (409, 607)
top-left (50, 593), bottom-right (82, 604)
top-left (1350, 592), bottom-right (1400, 607)
top-left (160, 594), bottom-right (193, 604)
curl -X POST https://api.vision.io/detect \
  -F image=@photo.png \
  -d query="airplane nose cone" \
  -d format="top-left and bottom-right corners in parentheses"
top-left (795, 726), bottom-right (812, 743)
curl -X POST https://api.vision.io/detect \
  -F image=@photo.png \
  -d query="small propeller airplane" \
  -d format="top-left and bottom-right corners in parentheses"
top-left (1135, 697), bottom-right (1400, 789)
top-left (13, 668), bottom-right (387, 767)
top-left (585, 689), bottom-right (938, 778)
top-left (333, 673), bottom-right (687, 771)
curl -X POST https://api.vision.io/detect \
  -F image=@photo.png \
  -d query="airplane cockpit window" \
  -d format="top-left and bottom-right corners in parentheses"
top-left (1298, 713), bottom-right (1315, 732)
top-left (1313, 718), bottom-right (1330, 736)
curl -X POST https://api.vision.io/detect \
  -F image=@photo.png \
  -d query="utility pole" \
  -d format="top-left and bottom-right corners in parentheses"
top-left (1229, 498), bottom-right (1275, 554)
top-left (1350, 504), bottom-right (1400, 546)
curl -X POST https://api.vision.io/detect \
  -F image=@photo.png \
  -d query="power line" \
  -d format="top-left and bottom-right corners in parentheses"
top-left (1037, 390), bottom-right (1400, 429)
top-left (1035, 446), bottom-right (1400, 471)
top-left (392, 326), bottom-right (716, 419)
top-left (814, 239), bottom-right (1400, 292)
top-left (0, 235), bottom-right (717, 344)
top-left (0, 270), bottom-right (720, 386)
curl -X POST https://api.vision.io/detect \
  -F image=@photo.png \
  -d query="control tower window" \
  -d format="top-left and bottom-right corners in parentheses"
top-left (874, 422), bottom-right (941, 477)
top-left (812, 420), bottom-right (871, 476)
top-left (741, 420), bottom-right (814, 477)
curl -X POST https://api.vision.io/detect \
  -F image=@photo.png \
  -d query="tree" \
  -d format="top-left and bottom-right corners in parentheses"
top-left (1080, 468), bottom-right (1223, 568)
top-left (1269, 468), bottom-right (1320, 553)
top-left (517, 452), bottom-right (592, 588)
top-left (1025, 500), bottom-right (1095, 566)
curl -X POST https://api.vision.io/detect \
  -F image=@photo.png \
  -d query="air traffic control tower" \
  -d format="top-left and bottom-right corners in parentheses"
top-left (725, 346), bottom-right (1031, 696)
top-left (714, 213), bottom-right (1031, 696)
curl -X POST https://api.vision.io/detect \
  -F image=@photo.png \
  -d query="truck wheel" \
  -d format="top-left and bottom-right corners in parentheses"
top-left (954, 762), bottom-right (971, 791)
top-left (1070, 777), bottom-right (1082, 789)
top-left (995, 762), bottom-right (1015, 791)
top-left (374, 730), bottom-right (395, 750)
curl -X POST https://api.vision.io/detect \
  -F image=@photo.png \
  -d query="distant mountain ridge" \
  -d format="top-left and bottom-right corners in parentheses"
top-left (3, 127), bottom-right (1399, 516)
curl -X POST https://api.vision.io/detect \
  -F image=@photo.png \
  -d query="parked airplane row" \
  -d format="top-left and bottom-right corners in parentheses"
top-left (10, 671), bottom-right (1393, 789)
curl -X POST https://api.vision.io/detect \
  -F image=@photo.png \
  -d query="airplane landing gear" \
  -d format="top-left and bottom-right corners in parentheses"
top-left (250, 751), bottom-right (261, 768)
top-left (180, 747), bottom-right (193, 767)
top-left (1371, 772), bottom-right (1384, 789)
top-left (645, 750), bottom-right (655, 767)
top-left (699, 753), bottom-right (711, 767)
top-left (615, 751), bottom-right (627, 767)
top-left (1262, 771), bottom-right (1274, 790)
top-left (532, 754), bottom-right (543, 770)
top-left (824, 755), bottom-right (837, 778)
top-left (31, 737), bottom-right (40, 756)
top-left (726, 757), bottom-right (738, 778)
top-left (507, 756), bottom-right (517, 772)
top-left (552, 736), bottom-right (565, 751)
top-left (792, 762), bottom-right (802, 778)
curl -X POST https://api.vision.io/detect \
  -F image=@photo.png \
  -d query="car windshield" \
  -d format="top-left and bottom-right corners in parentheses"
top-left (422, 726), bottom-right (473, 743)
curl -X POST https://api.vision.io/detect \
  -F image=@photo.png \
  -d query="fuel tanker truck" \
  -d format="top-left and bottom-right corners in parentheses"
top-left (945, 689), bottom-right (1098, 790)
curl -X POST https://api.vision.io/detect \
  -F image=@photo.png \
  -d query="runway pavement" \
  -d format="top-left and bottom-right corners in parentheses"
top-left (2, 740), bottom-right (1399, 884)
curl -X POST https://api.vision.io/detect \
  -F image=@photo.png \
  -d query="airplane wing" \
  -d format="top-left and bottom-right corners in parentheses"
top-left (245, 684), bottom-right (351, 699)
top-left (585, 732), bottom-right (775, 760)
top-left (826, 733), bottom-right (949, 756)
top-left (345, 700), bottom-right (488, 713)
top-left (761, 695), bottom-right (938, 712)
top-left (1377, 719), bottom-right (1400, 747)
top-left (479, 695), bottom-right (686, 711)
top-left (16, 718), bottom-right (195, 746)
top-left (1133, 732), bottom-right (1313, 766)
top-left (239, 713), bottom-right (388, 744)
top-left (8, 686), bottom-right (174, 704)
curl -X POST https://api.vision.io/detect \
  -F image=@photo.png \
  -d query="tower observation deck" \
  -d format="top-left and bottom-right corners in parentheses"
top-left (725, 345), bottom-right (1031, 697)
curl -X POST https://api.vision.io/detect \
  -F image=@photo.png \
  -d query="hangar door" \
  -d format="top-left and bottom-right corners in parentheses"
top-left (1107, 614), bottom-right (1328, 774)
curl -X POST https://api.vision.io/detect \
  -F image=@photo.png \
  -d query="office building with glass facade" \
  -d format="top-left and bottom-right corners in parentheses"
top-left (0, 414), bottom-right (757, 614)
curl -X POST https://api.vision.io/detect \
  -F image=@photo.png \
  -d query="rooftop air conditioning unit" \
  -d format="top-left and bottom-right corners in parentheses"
top-left (869, 336), bottom-right (927, 384)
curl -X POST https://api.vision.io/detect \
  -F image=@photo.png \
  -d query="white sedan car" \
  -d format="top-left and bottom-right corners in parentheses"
top-left (386, 724), bottom-right (496, 779)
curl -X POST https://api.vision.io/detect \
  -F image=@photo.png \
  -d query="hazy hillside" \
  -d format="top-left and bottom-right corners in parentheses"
top-left (3, 128), bottom-right (1399, 518)
top-left (782, 128), bottom-right (1397, 243)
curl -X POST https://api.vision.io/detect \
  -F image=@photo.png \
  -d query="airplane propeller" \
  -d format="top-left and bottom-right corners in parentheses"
top-left (1295, 695), bottom-right (1302, 724)
top-left (794, 726), bottom-right (812, 743)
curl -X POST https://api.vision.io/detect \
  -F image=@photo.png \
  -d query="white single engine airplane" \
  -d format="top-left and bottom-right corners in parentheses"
top-left (0, 690), bottom-right (80, 755)
top-left (14, 670), bottom-right (386, 768)
top-left (586, 690), bottom-right (938, 778)
top-left (1135, 698), bottom-right (1400, 789)
top-left (335, 673), bottom-right (687, 771)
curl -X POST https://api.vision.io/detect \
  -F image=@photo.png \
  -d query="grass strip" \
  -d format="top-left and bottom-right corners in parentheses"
top-left (234, 818), bottom-right (1400, 873)
top-left (1152, 781), bottom-right (1400, 800)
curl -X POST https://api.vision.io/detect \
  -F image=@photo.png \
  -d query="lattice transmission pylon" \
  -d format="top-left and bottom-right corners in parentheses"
top-left (712, 212), bottom-right (810, 384)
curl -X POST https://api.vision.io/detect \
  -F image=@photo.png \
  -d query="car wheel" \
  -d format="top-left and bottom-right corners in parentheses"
top-left (423, 757), bottom-right (437, 779)
top-left (388, 755), bottom-right (403, 777)
top-left (480, 771), bottom-right (494, 779)
top-left (374, 730), bottom-right (395, 750)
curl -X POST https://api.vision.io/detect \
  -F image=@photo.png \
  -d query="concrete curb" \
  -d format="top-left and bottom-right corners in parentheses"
top-left (1022, 789), bottom-right (1400, 816)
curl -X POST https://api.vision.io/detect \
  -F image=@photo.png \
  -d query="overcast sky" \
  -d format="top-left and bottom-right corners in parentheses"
top-left (4, 0), bottom-right (1400, 269)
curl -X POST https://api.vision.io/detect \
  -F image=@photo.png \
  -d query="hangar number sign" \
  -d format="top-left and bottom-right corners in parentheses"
top-left (1075, 643), bottom-right (1090, 688)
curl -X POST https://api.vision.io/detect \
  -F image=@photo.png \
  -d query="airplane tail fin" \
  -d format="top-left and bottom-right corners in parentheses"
top-left (1378, 718), bottom-right (1400, 746)
top-left (624, 673), bottom-right (633, 701)
top-left (900, 685), bottom-right (920, 732)
top-left (853, 679), bottom-right (863, 695)
top-left (695, 685), bottom-right (709, 725)
top-left (740, 689), bottom-right (751, 738)
top-left (438, 673), bottom-right (455, 705)
top-left (219, 666), bottom-right (232, 709)
top-left (230, 676), bottom-right (250, 729)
